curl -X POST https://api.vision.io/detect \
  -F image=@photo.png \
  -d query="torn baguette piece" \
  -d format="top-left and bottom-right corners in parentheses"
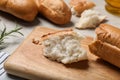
top-left (96, 24), bottom-right (120, 48)
top-left (89, 40), bottom-right (120, 68)
top-left (41, 29), bottom-right (87, 64)
top-left (75, 9), bottom-right (106, 29)
top-left (89, 24), bottom-right (120, 68)
top-left (70, 0), bottom-right (95, 16)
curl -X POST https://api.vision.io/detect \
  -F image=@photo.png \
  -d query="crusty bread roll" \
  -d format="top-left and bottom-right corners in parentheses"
top-left (89, 24), bottom-right (120, 68)
top-left (0, 0), bottom-right (38, 21)
top-left (0, 0), bottom-right (71, 24)
top-left (37, 0), bottom-right (72, 25)
top-left (70, 0), bottom-right (95, 16)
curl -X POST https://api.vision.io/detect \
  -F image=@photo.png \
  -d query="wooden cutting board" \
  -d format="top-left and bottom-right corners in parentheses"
top-left (4, 27), bottom-right (120, 80)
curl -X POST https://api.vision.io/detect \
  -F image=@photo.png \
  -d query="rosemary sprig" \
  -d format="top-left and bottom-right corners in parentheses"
top-left (0, 24), bottom-right (23, 45)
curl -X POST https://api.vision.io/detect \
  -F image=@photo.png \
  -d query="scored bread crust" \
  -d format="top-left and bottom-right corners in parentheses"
top-left (41, 29), bottom-right (74, 41)
top-left (0, 0), bottom-right (71, 24)
top-left (95, 24), bottom-right (120, 49)
top-left (38, 0), bottom-right (72, 25)
top-left (89, 24), bottom-right (120, 68)
top-left (69, 0), bottom-right (95, 16)
top-left (89, 40), bottom-right (120, 68)
top-left (0, 0), bottom-right (38, 21)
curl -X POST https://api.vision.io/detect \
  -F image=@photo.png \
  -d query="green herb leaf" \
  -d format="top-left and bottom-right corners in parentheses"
top-left (0, 26), bottom-right (6, 39)
top-left (0, 24), bottom-right (24, 45)
top-left (16, 31), bottom-right (24, 36)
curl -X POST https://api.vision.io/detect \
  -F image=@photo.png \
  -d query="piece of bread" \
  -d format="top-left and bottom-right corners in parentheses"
top-left (41, 29), bottom-right (87, 64)
top-left (95, 24), bottom-right (120, 48)
top-left (0, 0), bottom-right (71, 24)
top-left (89, 40), bottom-right (120, 68)
top-left (0, 0), bottom-right (38, 21)
top-left (37, 0), bottom-right (72, 25)
top-left (70, 0), bottom-right (95, 16)
top-left (89, 24), bottom-right (120, 68)
top-left (75, 9), bottom-right (106, 29)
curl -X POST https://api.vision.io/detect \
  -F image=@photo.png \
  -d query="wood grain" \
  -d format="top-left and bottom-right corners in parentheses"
top-left (4, 27), bottom-right (120, 80)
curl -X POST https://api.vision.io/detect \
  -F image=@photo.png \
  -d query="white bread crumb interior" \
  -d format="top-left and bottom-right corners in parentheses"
top-left (75, 9), bottom-right (106, 29)
top-left (43, 32), bottom-right (87, 64)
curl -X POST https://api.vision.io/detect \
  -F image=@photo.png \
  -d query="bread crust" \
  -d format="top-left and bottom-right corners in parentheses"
top-left (38, 0), bottom-right (72, 24)
top-left (0, 0), bottom-right (38, 21)
top-left (96, 24), bottom-right (120, 49)
top-left (70, 0), bottom-right (95, 16)
top-left (32, 29), bottom-right (73, 45)
top-left (41, 29), bottom-right (74, 41)
top-left (0, 0), bottom-right (72, 24)
top-left (89, 40), bottom-right (120, 68)
top-left (89, 24), bottom-right (120, 68)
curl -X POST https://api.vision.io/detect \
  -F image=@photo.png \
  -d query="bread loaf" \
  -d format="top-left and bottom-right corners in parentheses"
top-left (89, 24), bottom-right (120, 68)
top-left (96, 24), bottom-right (120, 48)
top-left (0, 0), bottom-right (71, 24)
top-left (0, 0), bottom-right (38, 21)
top-left (37, 0), bottom-right (71, 25)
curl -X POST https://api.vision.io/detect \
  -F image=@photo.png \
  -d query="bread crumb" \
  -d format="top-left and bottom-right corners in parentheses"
top-left (75, 9), bottom-right (106, 29)
top-left (42, 32), bottom-right (87, 64)
top-left (32, 38), bottom-right (40, 45)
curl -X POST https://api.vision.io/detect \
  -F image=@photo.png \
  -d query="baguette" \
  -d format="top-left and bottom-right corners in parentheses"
top-left (89, 24), bottom-right (120, 68)
top-left (0, 0), bottom-right (71, 24)
top-left (95, 24), bottom-right (120, 48)
top-left (89, 40), bottom-right (120, 68)
top-left (0, 0), bottom-right (38, 21)
top-left (37, 0), bottom-right (72, 25)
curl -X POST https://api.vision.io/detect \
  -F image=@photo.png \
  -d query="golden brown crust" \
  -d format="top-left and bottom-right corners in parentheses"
top-left (89, 40), bottom-right (120, 68)
top-left (96, 24), bottom-right (120, 49)
top-left (89, 24), bottom-right (120, 68)
top-left (70, 0), bottom-right (95, 16)
top-left (41, 29), bottom-right (74, 41)
top-left (0, 0), bottom-right (38, 21)
top-left (38, 0), bottom-right (72, 24)
top-left (32, 28), bottom-right (73, 45)
top-left (0, 0), bottom-right (71, 24)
